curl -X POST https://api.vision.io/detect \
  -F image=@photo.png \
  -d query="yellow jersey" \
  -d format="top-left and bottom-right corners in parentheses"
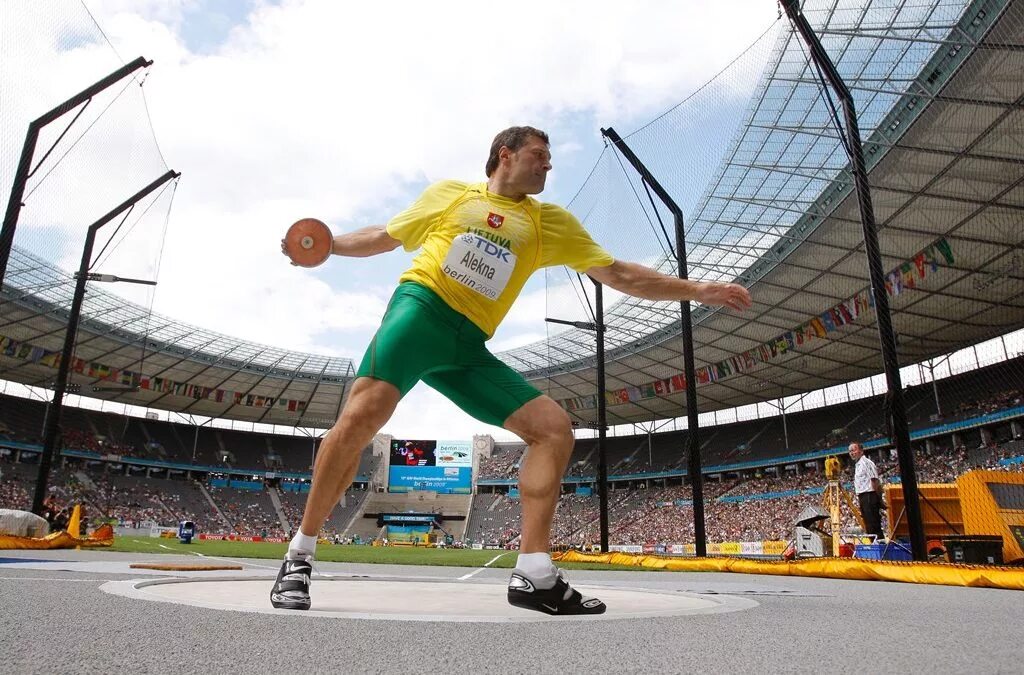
top-left (386, 180), bottom-right (614, 338)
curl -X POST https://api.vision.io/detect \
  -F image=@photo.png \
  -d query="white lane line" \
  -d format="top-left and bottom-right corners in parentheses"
top-left (158, 544), bottom-right (173, 550)
top-left (457, 552), bottom-right (509, 580)
top-left (484, 553), bottom-right (507, 567)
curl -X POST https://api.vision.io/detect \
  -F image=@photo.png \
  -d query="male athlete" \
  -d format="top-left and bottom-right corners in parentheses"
top-left (272, 126), bottom-right (753, 614)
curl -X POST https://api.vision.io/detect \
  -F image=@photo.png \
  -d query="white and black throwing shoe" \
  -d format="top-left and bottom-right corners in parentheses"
top-left (507, 569), bottom-right (606, 615)
top-left (270, 557), bottom-right (312, 610)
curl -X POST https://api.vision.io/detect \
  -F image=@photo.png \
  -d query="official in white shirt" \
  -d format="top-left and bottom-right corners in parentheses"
top-left (849, 442), bottom-right (884, 538)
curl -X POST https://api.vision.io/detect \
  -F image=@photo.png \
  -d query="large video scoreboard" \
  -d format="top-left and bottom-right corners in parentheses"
top-left (388, 439), bottom-right (472, 494)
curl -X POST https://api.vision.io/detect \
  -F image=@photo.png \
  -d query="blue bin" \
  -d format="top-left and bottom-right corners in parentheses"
top-left (853, 541), bottom-right (912, 561)
top-left (178, 520), bottom-right (195, 544)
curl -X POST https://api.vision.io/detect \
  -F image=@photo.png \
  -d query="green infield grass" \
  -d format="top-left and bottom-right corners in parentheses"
top-left (109, 536), bottom-right (654, 571)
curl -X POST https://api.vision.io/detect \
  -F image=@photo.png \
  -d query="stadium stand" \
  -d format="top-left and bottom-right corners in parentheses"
top-left (1, 356), bottom-right (1020, 544)
top-left (476, 357), bottom-right (1024, 480)
top-left (477, 442), bottom-right (526, 479)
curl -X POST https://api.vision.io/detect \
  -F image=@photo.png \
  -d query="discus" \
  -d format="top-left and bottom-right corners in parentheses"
top-left (283, 218), bottom-right (333, 268)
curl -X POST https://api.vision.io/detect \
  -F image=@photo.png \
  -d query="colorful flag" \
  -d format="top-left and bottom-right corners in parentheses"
top-left (914, 252), bottom-right (926, 277)
top-left (935, 238), bottom-right (954, 264)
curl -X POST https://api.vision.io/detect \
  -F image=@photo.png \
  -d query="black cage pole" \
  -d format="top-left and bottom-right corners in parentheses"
top-left (0, 56), bottom-right (152, 288)
top-left (600, 126), bottom-right (707, 557)
top-left (593, 280), bottom-right (610, 552)
top-left (32, 169), bottom-right (179, 515)
top-left (545, 281), bottom-right (610, 552)
top-left (781, 0), bottom-right (926, 560)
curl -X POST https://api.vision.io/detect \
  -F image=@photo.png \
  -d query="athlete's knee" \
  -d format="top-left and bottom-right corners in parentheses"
top-left (532, 406), bottom-right (574, 452)
top-left (505, 396), bottom-right (573, 452)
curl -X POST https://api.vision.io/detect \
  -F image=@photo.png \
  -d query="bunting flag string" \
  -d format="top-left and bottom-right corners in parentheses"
top-left (0, 334), bottom-right (307, 412)
top-left (557, 236), bottom-right (955, 412)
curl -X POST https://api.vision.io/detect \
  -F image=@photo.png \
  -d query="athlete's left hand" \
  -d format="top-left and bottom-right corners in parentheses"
top-left (695, 282), bottom-right (753, 311)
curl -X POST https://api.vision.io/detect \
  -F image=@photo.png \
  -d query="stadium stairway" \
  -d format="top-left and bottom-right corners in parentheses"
top-left (153, 496), bottom-right (179, 524)
top-left (197, 482), bottom-right (234, 532)
top-left (267, 488), bottom-right (290, 534)
top-left (336, 493), bottom-right (361, 535)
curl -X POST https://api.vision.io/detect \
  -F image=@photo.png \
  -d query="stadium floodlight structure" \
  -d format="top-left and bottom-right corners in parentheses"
top-left (600, 127), bottom-right (709, 558)
top-left (780, 0), bottom-right (926, 561)
top-left (32, 169), bottom-right (180, 515)
top-left (0, 57), bottom-right (153, 289)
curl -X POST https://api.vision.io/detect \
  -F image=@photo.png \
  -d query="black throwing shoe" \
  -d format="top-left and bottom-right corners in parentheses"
top-left (507, 569), bottom-right (606, 615)
top-left (270, 557), bottom-right (312, 610)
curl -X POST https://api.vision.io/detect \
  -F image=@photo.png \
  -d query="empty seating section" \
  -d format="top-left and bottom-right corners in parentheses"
top-left (0, 398), bottom-right (45, 443)
top-left (465, 493), bottom-right (519, 546)
top-left (355, 447), bottom-right (381, 480)
top-left (268, 435), bottom-right (316, 472)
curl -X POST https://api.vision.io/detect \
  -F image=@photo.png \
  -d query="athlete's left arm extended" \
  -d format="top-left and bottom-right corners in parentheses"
top-left (585, 260), bottom-right (752, 311)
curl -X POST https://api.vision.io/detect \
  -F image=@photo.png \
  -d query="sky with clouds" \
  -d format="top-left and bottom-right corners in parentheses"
top-left (5, 0), bottom-right (781, 440)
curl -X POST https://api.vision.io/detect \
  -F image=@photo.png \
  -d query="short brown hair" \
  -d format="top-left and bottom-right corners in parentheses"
top-left (485, 126), bottom-right (550, 177)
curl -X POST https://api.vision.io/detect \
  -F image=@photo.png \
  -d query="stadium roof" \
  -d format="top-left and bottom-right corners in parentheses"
top-left (0, 246), bottom-right (354, 428)
top-left (1, 0), bottom-right (1021, 429)
top-left (505, 0), bottom-right (1024, 425)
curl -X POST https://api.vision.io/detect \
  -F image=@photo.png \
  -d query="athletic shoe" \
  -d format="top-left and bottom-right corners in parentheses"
top-left (270, 557), bottom-right (312, 610)
top-left (507, 568), bottom-right (606, 615)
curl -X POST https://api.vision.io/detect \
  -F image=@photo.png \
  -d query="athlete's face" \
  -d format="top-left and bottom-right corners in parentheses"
top-left (505, 136), bottom-right (552, 195)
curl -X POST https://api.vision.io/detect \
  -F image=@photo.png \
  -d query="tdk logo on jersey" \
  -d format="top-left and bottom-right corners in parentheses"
top-left (467, 234), bottom-right (511, 262)
top-left (486, 212), bottom-right (504, 229)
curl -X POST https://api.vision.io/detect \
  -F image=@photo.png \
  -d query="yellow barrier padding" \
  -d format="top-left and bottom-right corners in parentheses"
top-left (66, 505), bottom-right (81, 539)
top-left (0, 524), bottom-right (114, 550)
top-left (552, 550), bottom-right (1024, 591)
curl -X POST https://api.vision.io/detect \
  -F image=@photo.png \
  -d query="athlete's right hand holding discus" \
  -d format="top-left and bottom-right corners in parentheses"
top-left (281, 219), bottom-right (401, 267)
top-left (282, 218), bottom-right (334, 268)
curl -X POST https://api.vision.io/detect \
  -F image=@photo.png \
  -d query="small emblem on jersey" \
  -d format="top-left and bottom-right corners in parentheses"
top-left (486, 212), bottom-right (504, 229)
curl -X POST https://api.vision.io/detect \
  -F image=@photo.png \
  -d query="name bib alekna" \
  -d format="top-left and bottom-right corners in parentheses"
top-left (442, 233), bottom-right (515, 300)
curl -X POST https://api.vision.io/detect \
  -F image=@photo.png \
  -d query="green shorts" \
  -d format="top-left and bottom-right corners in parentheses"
top-left (356, 282), bottom-right (542, 427)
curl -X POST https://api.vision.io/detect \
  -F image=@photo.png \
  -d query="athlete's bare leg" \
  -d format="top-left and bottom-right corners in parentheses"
top-left (298, 377), bottom-right (400, 536)
top-left (503, 395), bottom-right (575, 553)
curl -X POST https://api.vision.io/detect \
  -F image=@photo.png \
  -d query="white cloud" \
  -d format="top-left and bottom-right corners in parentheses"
top-left (3, 0), bottom-right (778, 439)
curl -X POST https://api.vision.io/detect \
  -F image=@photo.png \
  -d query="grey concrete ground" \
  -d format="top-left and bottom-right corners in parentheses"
top-left (0, 549), bottom-right (1021, 674)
